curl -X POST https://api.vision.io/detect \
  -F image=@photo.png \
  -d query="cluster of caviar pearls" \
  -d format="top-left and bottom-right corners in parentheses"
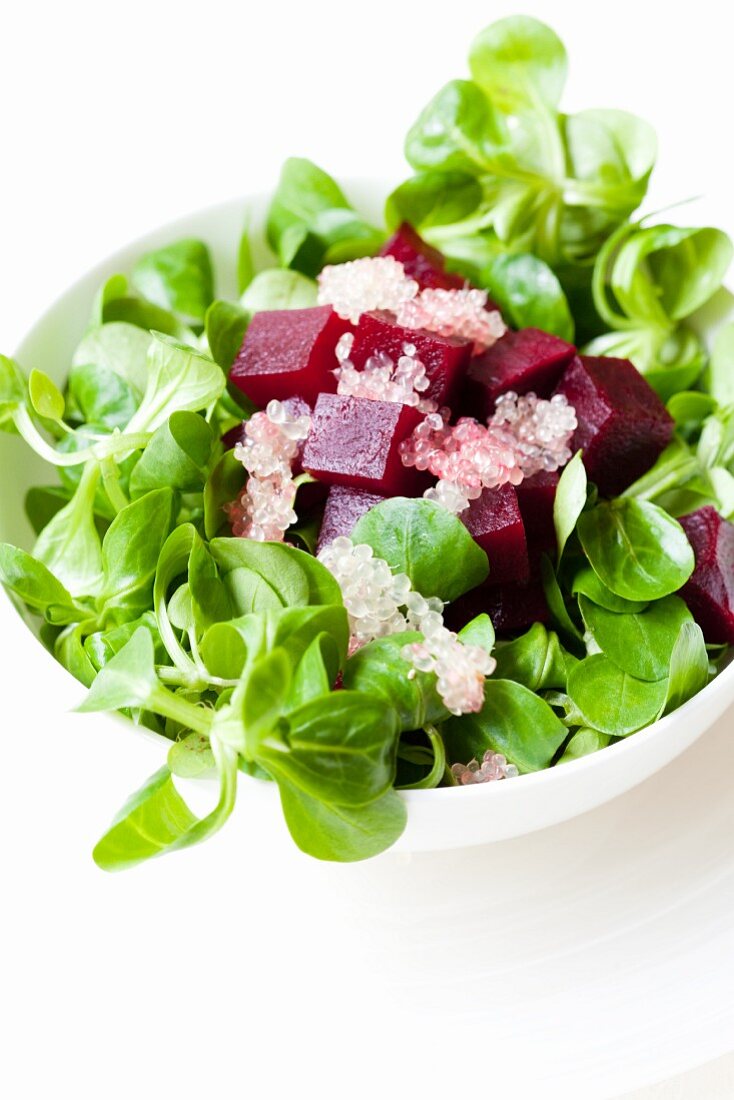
top-left (333, 332), bottom-right (437, 412)
top-left (400, 392), bottom-right (577, 514)
top-left (451, 751), bottom-right (519, 784)
top-left (317, 537), bottom-right (494, 714)
top-left (395, 287), bottom-right (506, 354)
top-left (227, 400), bottom-right (311, 541)
top-left (317, 257), bottom-right (418, 324)
top-left (402, 610), bottom-right (496, 717)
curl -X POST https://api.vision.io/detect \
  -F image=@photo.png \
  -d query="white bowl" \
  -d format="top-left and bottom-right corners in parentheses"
top-left (2, 180), bottom-right (734, 853)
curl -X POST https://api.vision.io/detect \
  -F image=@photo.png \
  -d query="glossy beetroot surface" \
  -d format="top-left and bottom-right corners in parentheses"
top-left (554, 355), bottom-right (674, 496)
top-left (465, 327), bottom-right (576, 418)
top-left (230, 306), bottom-right (352, 406)
top-left (303, 393), bottom-right (428, 495)
top-left (316, 486), bottom-right (386, 553)
top-left (380, 222), bottom-right (465, 291)
top-left (679, 507), bottom-right (734, 643)
top-left (516, 470), bottom-right (558, 553)
top-left (446, 578), bottom-right (550, 635)
top-left (462, 485), bottom-right (529, 585)
top-left (349, 310), bottom-right (471, 408)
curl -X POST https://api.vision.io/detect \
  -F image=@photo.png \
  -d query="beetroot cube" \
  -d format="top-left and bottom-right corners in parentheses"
top-left (516, 471), bottom-right (558, 552)
top-left (229, 306), bottom-right (352, 407)
top-left (464, 327), bottom-right (576, 418)
top-left (349, 310), bottom-right (471, 409)
top-left (317, 486), bottom-right (386, 553)
top-left (462, 485), bottom-right (529, 585)
top-left (679, 507), bottom-right (734, 644)
top-left (302, 393), bottom-right (428, 495)
top-left (380, 222), bottom-right (465, 291)
top-left (554, 356), bottom-right (674, 496)
top-left (445, 579), bottom-right (549, 636)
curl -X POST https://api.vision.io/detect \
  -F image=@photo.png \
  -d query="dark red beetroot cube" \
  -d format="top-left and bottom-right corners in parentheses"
top-left (679, 507), bottom-right (734, 644)
top-left (302, 393), bottom-right (429, 496)
top-left (554, 356), bottom-right (674, 497)
top-left (316, 486), bottom-right (386, 553)
top-left (445, 579), bottom-right (549, 636)
top-left (380, 222), bottom-right (465, 291)
top-left (516, 471), bottom-right (558, 553)
top-left (462, 485), bottom-right (529, 585)
top-left (229, 306), bottom-right (352, 407)
top-left (349, 310), bottom-right (471, 409)
top-left (464, 328), bottom-right (576, 418)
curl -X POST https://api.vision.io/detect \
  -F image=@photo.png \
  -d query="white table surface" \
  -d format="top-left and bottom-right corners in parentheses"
top-left (2, 2), bottom-right (733, 1095)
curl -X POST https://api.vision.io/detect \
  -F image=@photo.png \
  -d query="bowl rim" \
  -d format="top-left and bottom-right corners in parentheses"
top-left (6, 184), bottom-right (734, 808)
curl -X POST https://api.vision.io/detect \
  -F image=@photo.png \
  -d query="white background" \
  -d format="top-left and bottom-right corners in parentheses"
top-left (2, 1), bottom-right (734, 1096)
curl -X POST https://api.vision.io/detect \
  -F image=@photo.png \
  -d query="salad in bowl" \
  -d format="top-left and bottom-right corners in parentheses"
top-left (1, 16), bottom-right (733, 870)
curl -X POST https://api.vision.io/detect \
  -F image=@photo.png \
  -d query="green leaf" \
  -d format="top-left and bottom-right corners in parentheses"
top-left (0, 543), bottom-right (82, 623)
top-left (709, 322), bottom-right (734, 407)
top-left (129, 411), bottom-right (215, 498)
top-left (558, 728), bottom-right (610, 764)
top-left (256, 692), bottom-right (398, 807)
top-left (351, 497), bottom-right (488, 601)
top-left (566, 654), bottom-right (667, 735)
top-left (25, 485), bottom-right (72, 535)
top-left (385, 171), bottom-right (483, 231)
top-left (98, 489), bottom-right (174, 625)
top-left (469, 15), bottom-right (568, 112)
top-left (77, 625), bottom-right (160, 712)
top-left (29, 368), bottom-right (65, 421)
top-left (442, 679), bottom-right (567, 773)
top-left (72, 323), bottom-right (151, 396)
top-left (0, 354), bottom-right (27, 431)
top-left (571, 566), bottom-right (648, 613)
top-left (241, 648), bottom-right (293, 754)
top-left (277, 783), bottom-right (406, 862)
top-left (343, 631), bottom-right (449, 731)
top-left (661, 621), bottom-right (709, 716)
top-left (34, 461), bottom-right (103, 598)
top-left (579, 594), bottom-right (692, 681)
top-left (539, 554), bottom-right (583, 643)
top-left (405, 80), bottom-right (505, 174)
top-left (577, 499), bottom-right (694, 601)
top-left (286, 633), bottom-right (338, 710)
top-left (237, 218), bottom-right (255, 294)
top-left (132, 239), bottom-right (215, 327)
top-left (67, 361), bottom-right (139, 430)
top-left (240, 269), bottom-right (317, 312)
top-left (125, 333), bottom-right (225, 435)
top-left (553, 451), bottom-right (587, 561)
top-left (209, 537), bottom-right (342, 609)
top-left (168, 732), bottom-right (215, 778)
top-left (204, 449), bottom-right (245, 539)
top-left (266, 158), bottom-right (383, 276)
top-left (204, 300), bottom-right (249, 371)
top-left (493, 623), bottom-right (572, 690)
top-left (480, 252), bottom-right (574, 341)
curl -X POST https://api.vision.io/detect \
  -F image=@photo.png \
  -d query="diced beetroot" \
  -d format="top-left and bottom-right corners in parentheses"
top-left (516, 470), bottom-right (558, 552)
top-left (380, 222), bottom-right (465, 291)
top-left (302, 393), bottom-right (429, 495)
top-left (462, 485), bottom-right (529, 585)
top-left (316, 486), bottom-right (386, 553)
top-left (554, 356), bottom-right (674, 496)
top-left (348, 310), bottom-right (471, 410)
top-left (229, 306), bottom-right (352, 407)
top-left (464, 328), bottom-right (576, 418)
top-left (445, 578), bottom-right (549, 636)
top-left (678, 507), bottom-right (734, 644)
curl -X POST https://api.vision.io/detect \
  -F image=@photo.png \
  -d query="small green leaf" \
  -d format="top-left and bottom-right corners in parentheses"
top-left (0, 543), bottom-right (81, 623)
top-left (278, 783), bottom-right (406, 862)
top-left (469, 15), bottom-right (568, 112)
top-left (558, 728), bottom-right (610, 764)
top-left (29, 368), bottom-right (65, 421)
top-left (168, 732), bottom-right (215, 778)
top-left (579, 594), bottom-right (692, 681)
top-left (661, 621), bottom-right (709, 716)
top-left (132, 239), bottom-right (215, 327)
top-left (566, 654), bottom-right (667, 735)
top-left (204, 300), bottom-right (249, 371)
top-left (554, 451), bottom-right (587, 561)
top-left (481, 252), bottom-right (574, 341)
top-left (493, 623), bottom-right (572, 690)
top-left (240, 269), bottom-right (317, 312)
top-left (77, 626), bottom-right (159, 712)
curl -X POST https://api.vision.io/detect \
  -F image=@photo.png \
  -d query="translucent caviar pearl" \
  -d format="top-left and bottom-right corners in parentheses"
top-left (334, 342), bottom-right (436, 411)
top-left (318, 537), bottom-right (495, 715)
top-left (395, 287), bottom-right (506, 354)
top-left (317, 256), bottom-right (418, 323)
top-left (227, 400), bottom-right (311, 542)
top-left (450, 750), bottom-right (519, 784)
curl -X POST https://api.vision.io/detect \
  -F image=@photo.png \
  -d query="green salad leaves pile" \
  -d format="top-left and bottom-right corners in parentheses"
top-left (0, 16), bottom-right (733, 870)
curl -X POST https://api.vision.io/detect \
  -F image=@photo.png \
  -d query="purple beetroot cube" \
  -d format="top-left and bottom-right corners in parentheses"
top-left (302, 393), bottom-right (428, 495)
top-left (679, 507), bottom-right (734, 644)
top-left (554, 355), bottom-right (674, 497)
top-left (229, 306), bottom-right (352, 407)
top-left (445, 578), bottom-right (549, 636)
top-left (349, 310), bottom-right (471, 409)
top-left (462, 484), bottom-right (529, 585)
top-left (516, 470), bottom-right (558, 552)
top-left (380, 222), bottom-right (465, 291)
top-left (317, 486), bottom-right (386, 553)
top-left (464, 327), bottom-right (576, 418)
